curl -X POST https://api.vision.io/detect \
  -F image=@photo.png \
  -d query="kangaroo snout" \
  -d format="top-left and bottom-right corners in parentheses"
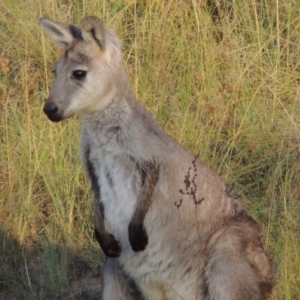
top-left (43, 101), bottom-right (63, 122)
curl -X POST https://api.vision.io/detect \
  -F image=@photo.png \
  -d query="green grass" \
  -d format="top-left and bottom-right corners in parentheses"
top-left (1, 0), bottom-right (300, 299)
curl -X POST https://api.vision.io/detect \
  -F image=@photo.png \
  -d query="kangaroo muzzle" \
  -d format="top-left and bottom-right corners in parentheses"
top-left (43, 101), bottom-right (63, 122)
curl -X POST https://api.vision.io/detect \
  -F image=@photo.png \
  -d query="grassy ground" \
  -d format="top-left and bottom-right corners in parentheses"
top-left (0, 0), bottom-right (300, 299)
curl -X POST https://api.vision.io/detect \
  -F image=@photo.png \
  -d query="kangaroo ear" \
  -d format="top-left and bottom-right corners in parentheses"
top-left (40, 18), bottom-right (74, 49)
top-left (80, 16), bottom-right (106, 50)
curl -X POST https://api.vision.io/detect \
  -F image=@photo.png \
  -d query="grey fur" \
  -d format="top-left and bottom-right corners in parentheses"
top-left (40, 16), bottom-right (274, 300)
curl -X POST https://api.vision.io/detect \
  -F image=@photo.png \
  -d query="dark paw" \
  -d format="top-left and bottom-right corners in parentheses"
top-left (128, 223), bottom-right (148, 252)
top-left (94, 230), bottom-right (121, 258)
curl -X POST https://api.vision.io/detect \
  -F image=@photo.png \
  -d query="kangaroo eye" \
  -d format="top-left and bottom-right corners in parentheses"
top-left (73, 70), bottom-right (87, 80)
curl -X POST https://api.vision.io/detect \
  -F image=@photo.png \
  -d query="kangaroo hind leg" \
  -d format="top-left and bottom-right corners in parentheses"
top-left (204, 216), bottom-right (273, 300)
top-left (101, 258), bottom-right (144, 300)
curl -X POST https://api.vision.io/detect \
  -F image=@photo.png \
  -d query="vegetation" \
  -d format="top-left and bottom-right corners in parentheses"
top-left (1, 0), bottom-right (300, 299)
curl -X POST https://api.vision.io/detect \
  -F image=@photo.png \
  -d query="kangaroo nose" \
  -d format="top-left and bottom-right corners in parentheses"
top-left (43, 101), bottom-right (63, 122)
top-left (43, 102), bottom-right (58, 115)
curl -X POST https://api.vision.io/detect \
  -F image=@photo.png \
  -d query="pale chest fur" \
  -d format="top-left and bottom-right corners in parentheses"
top-left (87, 145), bottom-right (143, 249)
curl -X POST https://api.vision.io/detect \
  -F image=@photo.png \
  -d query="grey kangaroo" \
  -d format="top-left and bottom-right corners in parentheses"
top-left (40, 16), bottom-right (274, 300)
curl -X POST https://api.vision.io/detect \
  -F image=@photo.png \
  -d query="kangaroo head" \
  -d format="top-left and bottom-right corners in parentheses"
top-left (40, 16), bottom-right (123, 122)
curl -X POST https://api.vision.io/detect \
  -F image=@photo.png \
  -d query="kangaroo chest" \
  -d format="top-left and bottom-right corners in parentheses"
top-left (88, 147), bottom-right (143, 245)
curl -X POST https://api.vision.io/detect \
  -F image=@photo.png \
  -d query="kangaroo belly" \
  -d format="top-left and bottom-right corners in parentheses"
top-left (118, 192), bottom-right (207, 299)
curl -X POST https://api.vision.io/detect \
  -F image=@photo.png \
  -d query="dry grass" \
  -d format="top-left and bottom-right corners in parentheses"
top-left (1, 0), bottom-right (300, 299)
